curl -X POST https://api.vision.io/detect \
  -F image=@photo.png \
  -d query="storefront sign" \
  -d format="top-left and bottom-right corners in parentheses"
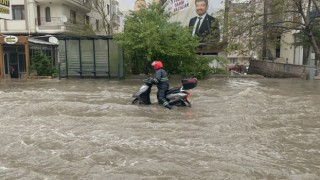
top-left (0, 0), bottom-right (12, 19)
top-left (4, 36), bottom-right (18, 44)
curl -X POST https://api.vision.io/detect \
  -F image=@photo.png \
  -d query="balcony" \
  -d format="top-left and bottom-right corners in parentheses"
top-left (36, 17), bottom-right (85, 34)
top-left (35, 0), bottom-right (91, 12)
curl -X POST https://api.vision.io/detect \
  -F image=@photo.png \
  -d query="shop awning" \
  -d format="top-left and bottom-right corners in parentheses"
top-left (28, 37), bottom-right (59, 45)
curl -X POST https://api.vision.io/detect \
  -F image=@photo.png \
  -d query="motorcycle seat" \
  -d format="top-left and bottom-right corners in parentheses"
top-left (166, 87), bottom-right (181, 95)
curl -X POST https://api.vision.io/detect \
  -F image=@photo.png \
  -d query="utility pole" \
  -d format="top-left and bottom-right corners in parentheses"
top-left (262, 0), bottom-right (267, 60)
top-left (223, 0), bottom-right (229, 47)
top-left (109, 0), bottom-right (112, 35)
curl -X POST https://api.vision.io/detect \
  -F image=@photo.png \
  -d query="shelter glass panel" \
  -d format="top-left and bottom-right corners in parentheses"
top-left (80, 40), bottom-right (94, 73)
top-left (109, 40), bottom-right (123, 78)
top-left (94, 39), bottom-right (109, 76)
top-left (58, 40), bottom-right (68, 78)
top-left (67, 40), bottom-right (80, 76)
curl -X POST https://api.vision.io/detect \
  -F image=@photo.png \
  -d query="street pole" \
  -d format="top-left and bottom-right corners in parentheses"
top-left (262, 0), bottom-right (267, 61)
top-left (109, 0), bottom-right (113, 35)
top-left (223, 0), bottom-right (229, 47)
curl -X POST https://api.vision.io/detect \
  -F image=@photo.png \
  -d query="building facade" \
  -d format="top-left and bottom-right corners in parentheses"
top-left (0, 0), bottom-right (123, 79)
top-left (89, 0), bottom-right (121, 35)
top-left (227, 0), bottom-right (319, 71)
top-left (0, 0), bottom-right (92, 35)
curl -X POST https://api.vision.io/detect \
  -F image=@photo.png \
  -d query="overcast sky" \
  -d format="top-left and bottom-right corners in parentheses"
top-left (119, 0), bottom-right (151, 11)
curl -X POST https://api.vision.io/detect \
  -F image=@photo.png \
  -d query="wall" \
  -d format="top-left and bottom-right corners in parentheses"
top-left (279, 32), bottom-right (304, 65)
top-left (249, 59), bottom-right (314, 79)
top-left (280, 32), bottom-right (295, 64)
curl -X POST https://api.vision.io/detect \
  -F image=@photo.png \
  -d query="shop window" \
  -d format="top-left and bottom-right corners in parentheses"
top-left (12, 5), bottom-right (25, 20)
top-left (19, 54), bottom-right (26, 73)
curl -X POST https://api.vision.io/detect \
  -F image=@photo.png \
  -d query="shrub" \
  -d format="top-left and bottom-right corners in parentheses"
top-left (30, 51), bottom-right (52, 76)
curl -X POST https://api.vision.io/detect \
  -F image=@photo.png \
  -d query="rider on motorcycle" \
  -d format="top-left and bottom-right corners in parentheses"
top-left (151, 60), bottom-right (172, 110)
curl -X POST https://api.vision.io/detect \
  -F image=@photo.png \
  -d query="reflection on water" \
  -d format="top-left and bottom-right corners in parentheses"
top-left (0, 78), bottom-right (319, 179)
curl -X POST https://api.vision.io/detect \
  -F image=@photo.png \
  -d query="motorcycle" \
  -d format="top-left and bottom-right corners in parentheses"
top-left (132, 78), bottom-right (198, 107)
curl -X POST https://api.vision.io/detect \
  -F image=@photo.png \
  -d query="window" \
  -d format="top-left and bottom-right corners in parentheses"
top-left (96, 19), bottom-right (99, 31)
top-left (230, 58), bottom-right (237, 64)
top-left (12, 5), bottom-right (25, 20)
top-left (45, 7), bottom-right (51, 22)
top-left (276, 36), bottom-right (281, 58)
top-left (70, 10), bottom-right (76, 24)
top-left (84, 15), bottom-right (90, 24)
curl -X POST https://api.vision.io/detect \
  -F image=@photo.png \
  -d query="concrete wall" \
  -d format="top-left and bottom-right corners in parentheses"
top-left (249, 60), bottom-right (315, 79)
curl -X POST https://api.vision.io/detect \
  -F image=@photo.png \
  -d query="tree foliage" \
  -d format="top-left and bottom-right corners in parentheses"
top-left (80, 23), bottom-right (96, 36)
top-left (30, 51), bottom-right (54, 76)
top-left (115, 3), bottom-right (215, 79)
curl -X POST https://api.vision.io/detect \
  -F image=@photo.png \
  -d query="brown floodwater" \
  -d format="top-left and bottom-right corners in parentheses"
top-left (0, 78), bottom-right (319, 179)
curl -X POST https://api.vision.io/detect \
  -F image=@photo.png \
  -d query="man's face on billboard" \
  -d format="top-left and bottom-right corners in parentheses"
top-left (195, 1), bottom-right (208, 16)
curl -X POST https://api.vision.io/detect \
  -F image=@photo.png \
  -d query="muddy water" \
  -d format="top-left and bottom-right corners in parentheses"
top-left (0, 78), bottom-right (319, 179)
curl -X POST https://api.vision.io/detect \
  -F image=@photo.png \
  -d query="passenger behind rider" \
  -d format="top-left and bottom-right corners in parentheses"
top-left (151, 60), bottom-right (172, 110)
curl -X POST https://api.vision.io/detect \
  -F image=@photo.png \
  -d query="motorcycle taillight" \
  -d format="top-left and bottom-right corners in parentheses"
top-left (186, 93), bottom-right (191, 98)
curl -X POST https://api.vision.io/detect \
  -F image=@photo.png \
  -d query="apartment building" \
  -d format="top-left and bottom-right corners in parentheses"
top-left (227, 0), bottom-right (319, 69)
top-left (0, 0), bottom-right (92, 35)
top-left (88, 0), bottom-right (121, 35)
top-left (279, 0), bottom-right (319, 66)
top-left (0, 0), bottom-right (123, 79)
top-left (0, 0), bottom-right (93, 79)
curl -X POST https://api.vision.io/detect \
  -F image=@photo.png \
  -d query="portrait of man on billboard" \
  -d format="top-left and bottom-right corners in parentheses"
top-left (189, 0), bottom-right (220, 43)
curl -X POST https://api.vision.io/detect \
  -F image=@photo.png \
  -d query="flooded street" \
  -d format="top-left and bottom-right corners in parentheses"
top-left (0, 78), bottom-right (320, 179)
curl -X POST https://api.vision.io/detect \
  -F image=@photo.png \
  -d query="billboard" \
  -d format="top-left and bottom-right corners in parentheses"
top-left (164, 0), bottom-right (223, 42)
top-left (0, 0), bottom-right (12, 20)
top-left (164, 0), bottom-right (222, 26)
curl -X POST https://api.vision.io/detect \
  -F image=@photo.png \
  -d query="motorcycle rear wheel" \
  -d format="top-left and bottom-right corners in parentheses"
top-left (183, 99), bottom-right (191, 107)
top-left (174, 100), bottom-right (191, 107)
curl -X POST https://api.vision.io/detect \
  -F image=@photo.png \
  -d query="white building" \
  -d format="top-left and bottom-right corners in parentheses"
top-left (89, 0), bottom-right (122, 35)
top-left (227, 0), bottom-right (319, 70)
top-left (0, 0), bottom-right (92, 35)
top-left (0, 0), bottom-right (121, 35)
top-left (0, 0), bottom-right (124, 79)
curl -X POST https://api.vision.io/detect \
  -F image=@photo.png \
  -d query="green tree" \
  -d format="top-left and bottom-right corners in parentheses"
top-left (115, 3), bottom-right (215, 79)
top-left (80, 23), bottom-right (96, 36)
top-left (30, 51), bottom-right (53, 76)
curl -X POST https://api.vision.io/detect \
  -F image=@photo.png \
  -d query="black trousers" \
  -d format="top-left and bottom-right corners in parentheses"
top-left (157, 83), bottom-right (169, 104)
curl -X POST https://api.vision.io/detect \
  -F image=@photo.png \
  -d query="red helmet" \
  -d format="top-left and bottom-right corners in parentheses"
top-left (151, 60), bottom-right (163, 70)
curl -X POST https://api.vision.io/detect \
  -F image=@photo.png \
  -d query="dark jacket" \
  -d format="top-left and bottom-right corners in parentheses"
top-left (153, 68), bottom-right (169, 88)
top-left (10, 67), bottom-right (19, 78)
top-left (189, 14), bottom-right (220, 42)
top-left (152, 68), bottom-right (169, 104)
